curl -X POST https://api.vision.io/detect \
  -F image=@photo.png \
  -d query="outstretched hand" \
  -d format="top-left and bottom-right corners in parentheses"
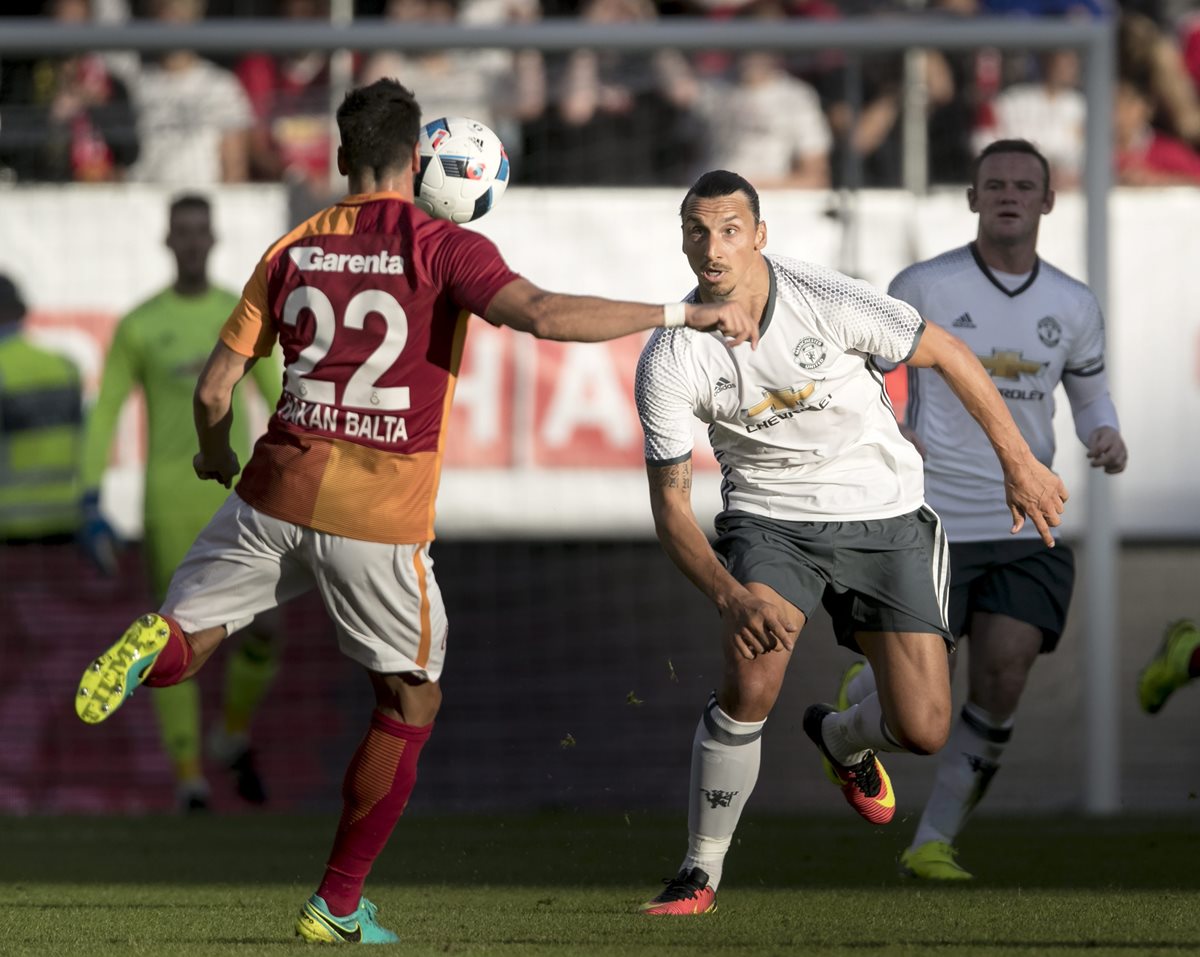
top-left (687, 301), bottom-right (759, 349)
top-left (193, 448), bottom-right (241, 489)
top-left (721, 591), bottom-right (799, 660)
top-left (1005, 457), bottom-right (1069, 547)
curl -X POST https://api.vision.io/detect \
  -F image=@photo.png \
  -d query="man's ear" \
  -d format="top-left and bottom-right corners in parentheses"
top-left (755, 219), bottom-right (768, 251)
top-left (412, 143), bottom-right (421, 173)
top-left (336, 145), bottom-right (348, 177)
top-left (966, 185), bottom-right (978, 212)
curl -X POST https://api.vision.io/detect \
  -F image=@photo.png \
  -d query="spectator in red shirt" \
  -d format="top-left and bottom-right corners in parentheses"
top-left (1115, 77), bottom-right (1200, 185)
top-left (235, 0), bottom-right (333, 196)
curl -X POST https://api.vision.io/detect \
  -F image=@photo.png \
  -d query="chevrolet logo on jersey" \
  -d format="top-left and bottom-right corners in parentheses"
top-left (747, 383), bottom-right (815, 416)
top-left (978, 350), bottom-right (1045, 380)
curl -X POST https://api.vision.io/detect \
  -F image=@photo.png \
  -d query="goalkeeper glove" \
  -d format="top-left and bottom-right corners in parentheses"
top-left (79, 488), bottom-right (120, 576)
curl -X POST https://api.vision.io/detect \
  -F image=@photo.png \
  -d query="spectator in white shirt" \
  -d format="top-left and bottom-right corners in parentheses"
top-left (128, 0), bottom-right (253, 185)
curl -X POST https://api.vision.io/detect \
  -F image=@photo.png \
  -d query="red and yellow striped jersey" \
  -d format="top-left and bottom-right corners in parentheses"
top-left (220, 192), bottom-right (519, 543)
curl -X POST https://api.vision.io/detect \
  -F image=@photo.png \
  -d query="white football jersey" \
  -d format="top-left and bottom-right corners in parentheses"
top-left (889, 244), bottom-right (1106, 542)
top-left (635, 254), bottom-right (927, 522)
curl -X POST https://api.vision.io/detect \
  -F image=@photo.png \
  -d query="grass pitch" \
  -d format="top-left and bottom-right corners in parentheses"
top-left (3, 813), bottom-right (1199, 956)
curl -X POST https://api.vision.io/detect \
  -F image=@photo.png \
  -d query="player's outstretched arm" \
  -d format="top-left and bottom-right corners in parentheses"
top-left (193, 341), bottom-right (257, 488)
top-left (485, 278), bottom-right (759, 348)
top-left (647, 459), bottom-right (796, 658)
top-left (909, 322), bottom-right (1068, 546)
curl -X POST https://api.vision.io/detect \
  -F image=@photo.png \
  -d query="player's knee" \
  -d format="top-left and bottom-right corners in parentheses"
top-left (719, 675), bottom-right (781, 722)
top-left (891, 705), bottom-right (951, 756)
top-left (973, 667), bottom-right (1031, 716)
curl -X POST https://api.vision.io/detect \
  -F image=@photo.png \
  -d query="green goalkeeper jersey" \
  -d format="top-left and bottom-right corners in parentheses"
top-left (82, 286), bottom-right (282, 581)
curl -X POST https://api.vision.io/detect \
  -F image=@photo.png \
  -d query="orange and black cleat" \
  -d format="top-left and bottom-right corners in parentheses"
top-left (639, 866), bottom-right (717, 915)
top-left (803, 703), bottom-right (895, 825)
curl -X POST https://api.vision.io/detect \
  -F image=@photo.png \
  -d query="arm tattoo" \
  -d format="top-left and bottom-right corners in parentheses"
top-left (648, 461), bottom-right (692, 491)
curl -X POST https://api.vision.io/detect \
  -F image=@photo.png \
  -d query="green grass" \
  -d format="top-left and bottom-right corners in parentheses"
top-left (3, 813), bottom-right (1200, 955)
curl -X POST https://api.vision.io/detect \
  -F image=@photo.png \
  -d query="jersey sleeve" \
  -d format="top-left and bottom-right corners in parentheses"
top-left (879, 267), bottom-right (926, 372)
top-left (428, 227), bottom-right (521, 318)
top-left (886, 264), bottom-right (924, 314)
top-left (220, 257), bottom-right (277, 358)
top-left (821, 270), bottom-right (926, 364)
top-left (80, 314), bottom-right (140, 489)
top-left (634, 329), bottom-right (699, 465)
top-left (1064, 290), bottom-right (1106, 377)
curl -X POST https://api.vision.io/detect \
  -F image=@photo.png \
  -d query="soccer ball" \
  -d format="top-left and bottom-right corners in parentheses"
top-left (414, 116), bottom-right (510, 224)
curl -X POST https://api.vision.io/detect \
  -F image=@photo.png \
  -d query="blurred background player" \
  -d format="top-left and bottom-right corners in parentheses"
top-left (0, 272), bottom-right (94, 811)
top-left (80, 193), bottom-right (283, 811)
top-left (838, 138), bottom-right (1127, 881)
top-left (0, 272), bottom-right (83, 545)
top-left (72, 78), bottom-right (757, 944)
top-left (634, 169), bottom-right (1069, 915)
top-left (1138, 618), bottom-right (1200, 714)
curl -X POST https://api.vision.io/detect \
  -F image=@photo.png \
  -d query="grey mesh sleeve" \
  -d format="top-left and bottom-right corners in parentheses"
top-left (634, 329), bottom-right (698, 465)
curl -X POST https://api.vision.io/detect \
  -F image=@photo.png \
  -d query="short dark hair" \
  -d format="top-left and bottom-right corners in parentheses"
top-left (971, 139), bottom-right (1051, 195)
top-left (169, 193), bottom-right (211, 221)
top-left (680, 169), bottom-right (761, 223)
top-left (337, 78), bottom-right (422, 176)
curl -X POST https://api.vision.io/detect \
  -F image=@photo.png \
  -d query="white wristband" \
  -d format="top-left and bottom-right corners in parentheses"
top-left (663, 302), bottom-right (687, 328)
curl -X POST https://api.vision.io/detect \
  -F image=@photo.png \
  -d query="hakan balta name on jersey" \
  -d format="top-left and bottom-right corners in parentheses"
top-left (278, 391), bottom-right (410, 444)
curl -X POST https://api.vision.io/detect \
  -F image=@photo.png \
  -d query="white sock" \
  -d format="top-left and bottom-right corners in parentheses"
top-left (681, 693), bottom-right (764, 892)
top-left (821, 692), bottom-right (904, 765)
top-left (846, 662), bottom-right (877, 707)
top-left (911, 702), bottom-right (1013, 849)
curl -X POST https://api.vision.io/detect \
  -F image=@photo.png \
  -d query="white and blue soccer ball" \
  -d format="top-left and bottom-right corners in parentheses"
top-left (414, 116), bottom-right (510, 224)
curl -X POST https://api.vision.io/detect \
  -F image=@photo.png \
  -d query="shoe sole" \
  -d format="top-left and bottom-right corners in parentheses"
top-left (640, 900), bottom-right (717, 915)
top-left (296, 901), bottom-right (363, 943)
top-left (295, 910), bottom-right (343, 943)
top-left (898, 863), bottom-right (973, 881)
top-left (75, 614), bottom-right (170, 725)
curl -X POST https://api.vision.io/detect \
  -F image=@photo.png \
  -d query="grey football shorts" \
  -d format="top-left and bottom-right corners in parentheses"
top-left (712, 506), bottom-right (953, 653)
top-left (948, 539), bottom-right (1075, 653)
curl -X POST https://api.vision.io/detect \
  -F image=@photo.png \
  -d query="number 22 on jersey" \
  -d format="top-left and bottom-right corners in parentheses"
top-left (282, 285), bottom-right (411, 413)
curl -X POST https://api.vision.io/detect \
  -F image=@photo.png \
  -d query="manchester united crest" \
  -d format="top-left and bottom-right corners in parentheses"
top-left (793, 337), bottom-right (827, 370)
top-left (1037, 316), bottom-right (1062, 347)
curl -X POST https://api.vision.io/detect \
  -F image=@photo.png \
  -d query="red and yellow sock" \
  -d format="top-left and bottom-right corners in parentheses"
top-left (144, 614), bottom-right (193, 688)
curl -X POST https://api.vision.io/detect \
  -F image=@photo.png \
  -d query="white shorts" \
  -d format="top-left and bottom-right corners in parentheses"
top-left (161, 493), bottom-right (449, 680)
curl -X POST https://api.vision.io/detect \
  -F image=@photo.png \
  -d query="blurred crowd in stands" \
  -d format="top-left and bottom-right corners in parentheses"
top-left (2, 0), bottom-right (1200, 198)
